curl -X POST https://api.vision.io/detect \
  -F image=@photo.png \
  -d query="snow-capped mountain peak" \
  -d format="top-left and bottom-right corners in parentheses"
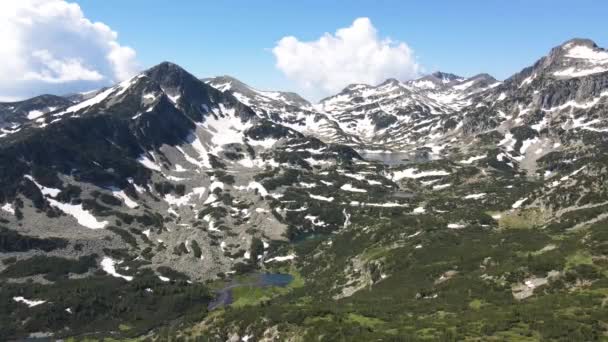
top-left (205, 75), bottom-right (311, 109)
top-left (432, 71), bottom-right (465, 83)
top-left (511, 38), bottom-right (608, 86)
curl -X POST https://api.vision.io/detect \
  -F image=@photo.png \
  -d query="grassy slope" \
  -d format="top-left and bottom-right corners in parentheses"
top-left (172, 162), bottom-right (608, 341)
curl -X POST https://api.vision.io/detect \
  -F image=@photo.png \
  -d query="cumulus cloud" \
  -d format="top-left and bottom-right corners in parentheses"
top-left (273, 18), bottom-right (420, 98)
top-left (0, 0), bottom-right (139, 100)
top-left (23, 49), bottom-right (105, 83)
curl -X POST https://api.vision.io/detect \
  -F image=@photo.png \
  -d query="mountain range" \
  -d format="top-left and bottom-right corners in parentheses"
top-left (1, 38), bottom-right (608, 340)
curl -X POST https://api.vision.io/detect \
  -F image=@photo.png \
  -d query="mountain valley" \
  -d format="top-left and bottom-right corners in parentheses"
top-left (1, 38), bottom-right (608, 341)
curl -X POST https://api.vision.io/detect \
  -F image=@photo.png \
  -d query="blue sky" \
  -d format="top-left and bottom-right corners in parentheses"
top-left (2, 0), bottom-right (607, 101)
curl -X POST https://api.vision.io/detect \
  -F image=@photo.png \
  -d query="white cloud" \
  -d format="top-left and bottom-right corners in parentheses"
top-left (0, 0), bottom-right (139, 100)
top-left (273, 17), bottom-right (420, 98)
top-left (23, 49), bottom-right (104, 83)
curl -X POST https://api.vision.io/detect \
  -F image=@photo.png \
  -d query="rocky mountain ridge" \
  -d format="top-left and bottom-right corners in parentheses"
top-left (1, 38), bottom-right (608, 340)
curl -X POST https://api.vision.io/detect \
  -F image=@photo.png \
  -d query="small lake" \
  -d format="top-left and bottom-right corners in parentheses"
top-left (390, 191), bottom-right (416, 199)
top-left (208, 273), bottom-right (294, 310)
top-left (358, 152), bottom-right (413, 166)
top-left (292, 231), bottom-right (330, 244)
top-left (259, 273), bottom-right (293, 286)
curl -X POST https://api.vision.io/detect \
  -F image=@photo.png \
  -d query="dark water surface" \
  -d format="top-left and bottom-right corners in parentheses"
top-left (358, 152), bottom-right (413, 166)
top-left (208, 273), bottom-right (294, 310)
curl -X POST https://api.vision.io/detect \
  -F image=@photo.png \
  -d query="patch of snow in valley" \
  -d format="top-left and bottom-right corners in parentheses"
top-left (407, 231), bottom-right (422, 238)
top-left (412, 206), bottom-right (426, 214)
top-left (143, 92), bottom-right (157, 100)
top-left (165, 175), bottom-right (186, 181)
top-left (392, 168), bottom-right (450, 180)
top-left (47, 198), bottom-right (108, 229)
top-left (27, 110), bottom-right (45, 120)
top-left (464, 193), bottom-right (486, 200)
top-left (447, 223), bottom-right (466, 229)
top-left (203, 194), bottom-right (218, 205)
top-left (128, 178), bottom-right (147, 193)
top-left (567, 166), bottom-right (587, 179)
top-left (342, 209), bottom-right (351, 228)
top-left (101, 257), bottom-right (133, 281)
top-left (185, 132), bottom-right (213, 168)
top-left (420, 179), bottom-right (441, 186)
top-left (531, 116), bottom-right (548, 131)
top-left (340, 183), bottom-right (367, 193)
top-left (244, 181), bottom-right (269, 197)
top-left (13, 296), bottom-right (46, 307)
top-left (209, 180), bottom-right (224, 192)
top-left (248, 137), bottom-right (279, 149)
top-left (498, 133), bottom-right (516, 152)
top-left (110, 187), bottom-right (138, 208)
top-left (511, 197), bottom-right (529, 209)
top-left (24, 175), bottom-right (61, 197)
top-left (203, 214), bottom-right (219, 231)
top-left (304, 157), bottom-right (333, 166)
top-left (519, 137), bottom-right (540, 155)
top-left (265, 254), bottom-right (296, 263)
top-left (305, 215), bottom-right (328, 227)
top-left (341, 172), bottom-right (365, 181)
top-left (201, 104), bottom-right (253, 152)
top-left (164, 186), bottom-right (206, 207)
top-left (1, 203), bottom-right (15, 214)
top-left (309, 194), bottom-right (334, 202)
top-left (459, 155), bottom-right (486, 164)
top-left (433, 183), bottom-right (451, 190)
top-left (137, 154), bottom-right (162, 171)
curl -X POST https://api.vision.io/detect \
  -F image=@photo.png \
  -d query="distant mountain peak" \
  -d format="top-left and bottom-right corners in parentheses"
top-left (0, 94), bottom-right (72, 124)
top-left (203, 75), bottom-right (250, 93)
top-left (467, 73), bottom-right (497, 83)
top-left (150, 60), bottom-right (183, 70)
top-left (205, 75), bottom-right (311, 108)
top-left (342, 83), bottom-right (373, 92)
top-left (515, 37), bottom-right (608, 82)
top-left (379, 78), bottom-right (402, 87)
top-left (409, 72), bottom-right (466, 89)
top-left (546, 38), bottom-right (604, 61)
top-left (144, 61), bottom-right (197, 82)
top-left (431, 71), bottom-right (464, 82)
top-left (559, 38), bottom-right (598, 49)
